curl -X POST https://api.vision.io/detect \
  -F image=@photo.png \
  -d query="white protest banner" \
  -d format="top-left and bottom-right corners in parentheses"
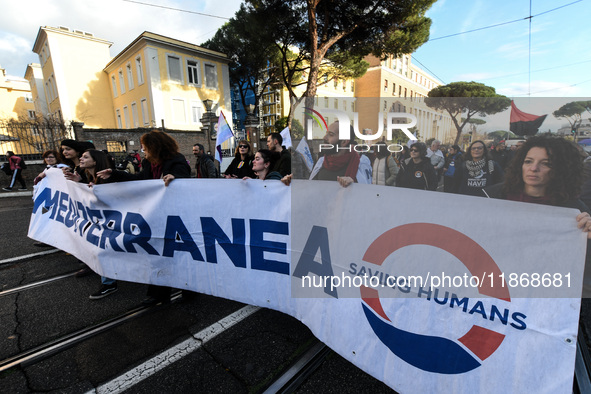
top-left (29, 170), bottom-right (586, 393)
top-left (29, 169), bottom-right (291, 306)
top-left (291, 180), bottom-right (585, 393)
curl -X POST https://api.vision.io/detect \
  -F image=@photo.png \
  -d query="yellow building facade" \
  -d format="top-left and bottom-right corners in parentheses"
top-left (0, 67), bottom-right (36, 155)
top-left (259, 53), bottom-right (453, 144)
top-left (29, 27), bottom-right (232, 134)
top-left (24, 63), bottom-right (48, 117)
top-left (0, 67), bottom-right (35, 121)
top-left (355, 54), bottom-right (455, 143)
top-left (32, 26), bottom-right (115, 128)
top-left (104, 32), bottom-right (231, 132)
top-left (260, 70), bottom-right (357, 140)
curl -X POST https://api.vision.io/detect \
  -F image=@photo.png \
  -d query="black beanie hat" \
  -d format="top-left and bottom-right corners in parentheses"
top-left (61, 139), bottom-right (82, 153)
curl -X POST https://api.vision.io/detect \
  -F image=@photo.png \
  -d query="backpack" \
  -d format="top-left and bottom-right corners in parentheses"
top-left (19, 158), bottom-right (27, 170)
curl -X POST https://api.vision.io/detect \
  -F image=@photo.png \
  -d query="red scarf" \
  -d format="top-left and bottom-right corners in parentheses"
top-left (323, 151), bottom-right (360, 181)
top-left (151, 163), bottom-right (163, 180)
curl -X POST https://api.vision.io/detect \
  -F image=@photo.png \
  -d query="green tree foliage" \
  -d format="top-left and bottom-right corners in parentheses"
top-left (275, 117), bottom-right (304, 139)
top-left (425, 81), bottom-right (511, 145)
top-left (487, 130), bottom-right (518, 142)
top-left (202, 4), bottom-right (281, 115)
top-left (553, 100), bottom-right (591, 135)
top-left (243, 0), bottom-right (435, 125)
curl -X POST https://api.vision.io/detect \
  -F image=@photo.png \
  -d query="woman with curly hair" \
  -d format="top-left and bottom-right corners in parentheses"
top-left (97, 130), bottom-right (191, 304)
top-left (485, 136), bottom-right (591, 296)
top-left (395, 142), bottom-right (437, 191)
top-left (485, 136), bottom-right (586, 207)
top-left (453, 140), bottom-right (503, 196)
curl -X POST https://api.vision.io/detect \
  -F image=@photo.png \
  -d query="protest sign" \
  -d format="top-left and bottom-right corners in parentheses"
top-left (29, 170), bottom-right (585, 393)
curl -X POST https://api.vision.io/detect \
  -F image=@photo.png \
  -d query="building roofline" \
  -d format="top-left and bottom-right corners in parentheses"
top-left (104, 31), bottom-right (228, 71)
top-left (32, 26), bottom-right (112, 53)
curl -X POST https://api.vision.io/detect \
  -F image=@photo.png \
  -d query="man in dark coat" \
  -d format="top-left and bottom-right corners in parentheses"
top-left (193, 143), bottom-right (217, 178)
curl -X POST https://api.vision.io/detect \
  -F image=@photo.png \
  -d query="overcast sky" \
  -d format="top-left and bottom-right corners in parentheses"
top-left (1, 0), bottom-right (589, 105)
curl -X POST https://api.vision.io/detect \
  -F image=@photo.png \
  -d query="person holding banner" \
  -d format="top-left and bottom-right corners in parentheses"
top-left (63, 149), bottom-right (121, 299)
top-left (395, 142), bottom-right (437, 191)
top-left (64, 149), bottom-right (110, 186)
top-left (97, 130), bottom-right (191, 304)
top-left (60, 139), bottom-right (95, 184)
top-left (33, 150), bottom-right (69, 186)
top-left (248, 149), bottom-right (282, 181)
top-left (224, 140), bottom-right (255, 179)
top-left (485, 136), bottom-right (591, 296)
top-left (59, 140), bottom-right (97, 277)
top-left (485, 136), bottom-right (591, 218)
top-left (309, 121), bottom-right (372, 187)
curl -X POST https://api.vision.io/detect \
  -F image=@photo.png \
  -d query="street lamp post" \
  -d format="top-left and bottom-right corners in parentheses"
top-left (244, 104), bottom-right (259, 149)
top-left (200, 99), bottom-right (216, 154)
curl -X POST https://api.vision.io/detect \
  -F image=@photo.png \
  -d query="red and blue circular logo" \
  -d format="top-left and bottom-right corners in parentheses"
top-left (361, 223), bottom-right (510, 374)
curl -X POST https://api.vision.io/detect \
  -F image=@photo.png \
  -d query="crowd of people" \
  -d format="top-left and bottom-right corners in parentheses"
top-left (22, 124), bottom-right (591, 300)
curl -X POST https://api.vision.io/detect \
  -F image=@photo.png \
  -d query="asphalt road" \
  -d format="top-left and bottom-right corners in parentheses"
top-left (0, 194), bottom-right (394, 393)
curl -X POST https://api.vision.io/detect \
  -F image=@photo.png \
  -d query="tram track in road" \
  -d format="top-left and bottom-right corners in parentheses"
top-left (0, 270), bottom-right (79, 297)
top-left (261, 341), bottom-right (331, 394)
top-left (0, 292), bottom-right (186, 374)
top-left (0, 248), bottom-right (61, 266)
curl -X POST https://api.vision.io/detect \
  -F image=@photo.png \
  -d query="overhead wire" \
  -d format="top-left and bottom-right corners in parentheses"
top-left (416, 0), bottom-right (584, 94)
top-left (121, 0), bottom-right (231, 20)
top-left (427, 0), bottom-right (582, 42)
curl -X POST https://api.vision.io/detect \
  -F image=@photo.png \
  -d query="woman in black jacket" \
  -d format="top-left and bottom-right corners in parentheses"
top-left (224, 139), bottom-right (255, 179)
top-left (395, 142), bottom-right (437, 191)
top-left (98, 130), bottom-right (191, 304)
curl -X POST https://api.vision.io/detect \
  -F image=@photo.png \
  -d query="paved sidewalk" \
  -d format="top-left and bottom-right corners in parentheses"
top-left (0, 190), bottom-right (33, 198)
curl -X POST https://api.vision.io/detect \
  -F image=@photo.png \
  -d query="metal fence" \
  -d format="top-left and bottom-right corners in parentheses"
top-left (0, 120), bottom-right (73, 160)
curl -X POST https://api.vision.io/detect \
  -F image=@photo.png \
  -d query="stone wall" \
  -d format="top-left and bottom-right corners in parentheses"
top-left (73, 125), bottom-right (215, 174)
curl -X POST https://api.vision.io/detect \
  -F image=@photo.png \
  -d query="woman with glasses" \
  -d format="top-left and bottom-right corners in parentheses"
top-left (224, 140), bottom-right (255, 179)
top-left (453, 140), bottom-right (503, 196)
top-left (33, 150), bottom-right (69, 185)
top-left (395, 142), bottom-right (437, 191)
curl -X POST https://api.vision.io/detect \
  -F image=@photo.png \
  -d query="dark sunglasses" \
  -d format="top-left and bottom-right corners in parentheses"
top-left (239, 145), bottom-right (249, 148)
top-left (410, 148), bottom-right (419, 152)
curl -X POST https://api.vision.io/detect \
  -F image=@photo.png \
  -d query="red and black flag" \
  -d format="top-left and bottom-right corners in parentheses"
top-left (509, 101), bottom-right (547, 136)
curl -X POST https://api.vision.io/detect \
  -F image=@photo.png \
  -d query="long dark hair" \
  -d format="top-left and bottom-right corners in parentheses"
top-left (83, 149), bottom-right (110, 184)
top-left (140, 130), bottom-right (179, 164)
top-left (255, 149), bottom-right (279, 179)
top-left (503, 136), bottom-right (583, 205)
